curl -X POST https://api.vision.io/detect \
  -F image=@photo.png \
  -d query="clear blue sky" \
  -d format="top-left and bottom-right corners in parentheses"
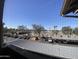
top-left (3, 0), bottom-right (77, 30)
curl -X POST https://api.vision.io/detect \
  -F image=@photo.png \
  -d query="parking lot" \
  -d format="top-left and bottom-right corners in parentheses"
top-left (3, 35), bottom-right (78, 46)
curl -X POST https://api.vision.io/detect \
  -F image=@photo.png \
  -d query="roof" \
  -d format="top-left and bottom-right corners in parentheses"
top-left (61, 0), bottom-right (78, 16)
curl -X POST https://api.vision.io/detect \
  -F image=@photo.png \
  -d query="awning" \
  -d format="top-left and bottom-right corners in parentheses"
top-left (61, 0), bottom-right (78, 16)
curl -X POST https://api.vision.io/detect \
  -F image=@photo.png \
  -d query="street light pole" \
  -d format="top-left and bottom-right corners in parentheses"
top-left (0, 0), bottom-right (5, 48)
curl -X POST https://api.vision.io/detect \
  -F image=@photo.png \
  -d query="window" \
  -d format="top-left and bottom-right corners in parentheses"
top-left (3, 0), bottom-right (78, 44)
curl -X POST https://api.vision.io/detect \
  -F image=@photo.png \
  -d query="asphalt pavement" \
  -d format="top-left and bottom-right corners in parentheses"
top-left (7, 39), bottom-right (78, 59)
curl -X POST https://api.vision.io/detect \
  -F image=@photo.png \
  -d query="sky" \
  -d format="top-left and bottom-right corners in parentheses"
top-left (3, 0), bottom-right (78, 30)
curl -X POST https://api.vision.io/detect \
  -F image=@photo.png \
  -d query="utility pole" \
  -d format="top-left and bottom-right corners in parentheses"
top-left (0, 0), bottom-right (5, 48)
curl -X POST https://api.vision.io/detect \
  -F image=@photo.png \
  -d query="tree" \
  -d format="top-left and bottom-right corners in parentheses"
top-left (17, 25), bottom-right (30, 34)
top-left (73, 27), bottom-right (78, 35)
top-left (32, 24), bottom-right (45, 37)
top-left (3, 22), bottom-right (5, 26)
top-left (53, 26), bottom-right (57, 30)
top-left (52, 30), bottom-right (59, 35)
top-left (17, 25), bottom-right (27, 30)
top-left (3, 26), bottom-right (8, 33)
top-left (3, 23), bottom-right (8, 33)
top-left (52, 26), bottom-right (59, 35)
top-left (8, 28), bottom-right (16, 34)
top-left (62, 26), bottom-right (73, 36)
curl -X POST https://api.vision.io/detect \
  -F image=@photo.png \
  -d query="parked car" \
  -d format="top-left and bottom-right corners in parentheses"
top-left (48, 39), bottom-right (53, 43)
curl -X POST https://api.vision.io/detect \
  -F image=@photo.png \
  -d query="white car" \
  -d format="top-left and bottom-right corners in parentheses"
top-left (48, 39), bottom-right (52, 43)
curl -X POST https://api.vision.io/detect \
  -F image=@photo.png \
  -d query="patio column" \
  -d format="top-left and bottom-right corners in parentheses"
top-left (0, 0), bottom-right (5, 48)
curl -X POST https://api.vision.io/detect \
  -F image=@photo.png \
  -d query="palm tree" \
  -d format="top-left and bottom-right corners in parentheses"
top-left (54, 26), bottom-right (57, 30)
top-left (53, 26), bottom-right (58, 35)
